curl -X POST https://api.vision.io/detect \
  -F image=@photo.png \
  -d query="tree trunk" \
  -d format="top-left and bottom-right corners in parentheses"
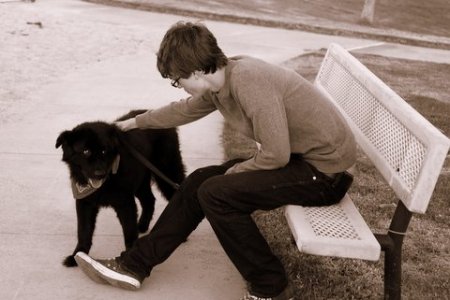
top-left (360, 0), bottom-right (376, 24)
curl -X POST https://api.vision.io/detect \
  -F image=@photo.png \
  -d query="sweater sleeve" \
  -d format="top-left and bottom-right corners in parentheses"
top-left (135, 96), bottom-right (217, 129)
top-left (226, 68), bottom-right (291, 174)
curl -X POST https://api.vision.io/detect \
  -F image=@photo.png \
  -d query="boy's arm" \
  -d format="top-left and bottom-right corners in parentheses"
top-left (226, 70), bottom-right (291, 174)
top-left (135, 96), bottom-right (217, 129)
top-left (225, 102), bottom-right (291, 174)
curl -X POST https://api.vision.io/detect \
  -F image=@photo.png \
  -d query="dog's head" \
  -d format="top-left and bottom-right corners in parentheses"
top-left (56, 122), bottom-right (121, 186)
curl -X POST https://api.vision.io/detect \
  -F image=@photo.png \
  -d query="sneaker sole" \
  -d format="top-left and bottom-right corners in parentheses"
top-left (74, 252), bottom-right (108, 285)
top-left (75, 252), bottom-right (141, 291)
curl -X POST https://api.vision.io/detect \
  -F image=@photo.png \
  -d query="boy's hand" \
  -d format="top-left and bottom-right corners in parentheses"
top-left (115, 118), bottom-right (138, 131)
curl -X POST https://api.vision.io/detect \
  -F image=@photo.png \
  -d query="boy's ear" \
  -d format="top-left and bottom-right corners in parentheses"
top-left (193, 70), bottom-right (205, 79)
top-left (55, 130), bottom-right (71, 148)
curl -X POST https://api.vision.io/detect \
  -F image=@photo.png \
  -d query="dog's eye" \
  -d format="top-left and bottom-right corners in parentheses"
top-left (82, 149), bottom-right (91, 157)
top-left (101, 150), bottom-right (107, 155)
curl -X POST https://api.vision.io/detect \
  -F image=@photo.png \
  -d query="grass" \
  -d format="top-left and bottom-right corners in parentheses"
top-left (219, 0), bottom-right (450, 37)
top-left (221, 53), bottom-right (450, 299)
top-left (95, 0), bottom-right (450, 39)
top-left (265, 0), bottom-right (450, 37)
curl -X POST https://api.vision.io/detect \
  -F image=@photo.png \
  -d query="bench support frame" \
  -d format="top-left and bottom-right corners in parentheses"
top-left (375, 201), bottom-right (412, 300)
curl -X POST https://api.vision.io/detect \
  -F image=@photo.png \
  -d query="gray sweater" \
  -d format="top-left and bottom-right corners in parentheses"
top-left (135, 56), bottom-right (356, 174)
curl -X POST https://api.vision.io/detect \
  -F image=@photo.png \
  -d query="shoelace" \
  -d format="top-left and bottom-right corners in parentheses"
top-left (241, 293), bottom-right (273, 300)
top-left (241, 292), bottom-right (295, 300)
top-left (102, 259), bottom-right (119, 271)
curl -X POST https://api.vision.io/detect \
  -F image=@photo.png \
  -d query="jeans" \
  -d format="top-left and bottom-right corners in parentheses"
top-left (120, 154), bottom-right (343, 296)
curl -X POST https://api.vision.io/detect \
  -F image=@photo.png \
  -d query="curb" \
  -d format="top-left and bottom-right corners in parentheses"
top-left (84, 0), bottom-right (450, 51)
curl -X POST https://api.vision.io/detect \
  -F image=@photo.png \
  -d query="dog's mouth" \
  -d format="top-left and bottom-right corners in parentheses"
top-left (88, 177), bottom-right (106, 189)
top-left (81, 155), bottom-right (120, 189)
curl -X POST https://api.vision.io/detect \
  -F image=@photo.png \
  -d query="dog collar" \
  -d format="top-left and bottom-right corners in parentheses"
top-left (71, 155), bottom-right (120, 199)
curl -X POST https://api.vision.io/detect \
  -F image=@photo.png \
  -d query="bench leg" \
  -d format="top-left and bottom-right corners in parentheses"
top-left (384, 238), bottom-right (403, 299)
top-left (376, 201), bottom-right (412, 300)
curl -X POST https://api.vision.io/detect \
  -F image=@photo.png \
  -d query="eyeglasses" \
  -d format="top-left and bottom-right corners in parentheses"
top-left (170, 77), bottom-right (181, 88)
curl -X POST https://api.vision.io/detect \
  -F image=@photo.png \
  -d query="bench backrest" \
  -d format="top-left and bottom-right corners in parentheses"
top-left (315, 43), bottom-right (449, 214)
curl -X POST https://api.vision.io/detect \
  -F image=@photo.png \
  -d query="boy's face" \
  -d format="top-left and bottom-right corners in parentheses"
top-left (177, 72), bottom-right (210, 98)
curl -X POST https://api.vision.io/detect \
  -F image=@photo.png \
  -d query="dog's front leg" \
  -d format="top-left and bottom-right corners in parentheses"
top-left (63, 200), bottom-right (99, 267)
top-left (112, 196), bottom-right (139, 250)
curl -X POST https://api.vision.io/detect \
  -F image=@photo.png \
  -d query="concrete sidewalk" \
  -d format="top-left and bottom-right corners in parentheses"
top-left (0, 1), bottom-right (449, 299)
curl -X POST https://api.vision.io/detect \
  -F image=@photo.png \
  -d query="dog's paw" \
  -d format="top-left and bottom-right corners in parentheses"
top-left (63, 255), bottom-right (78, 267)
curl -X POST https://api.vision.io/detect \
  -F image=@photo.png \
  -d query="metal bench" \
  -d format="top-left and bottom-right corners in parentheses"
top-left (284, 43), bottom-right (450, 299)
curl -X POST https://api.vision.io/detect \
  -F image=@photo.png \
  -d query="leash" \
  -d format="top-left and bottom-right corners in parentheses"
top-left (120, 138), bottom-right (180, 190)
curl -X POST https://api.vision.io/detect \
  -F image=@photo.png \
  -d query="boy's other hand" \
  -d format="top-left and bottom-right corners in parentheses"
top-left (115, 118), bottom-right (138, 131)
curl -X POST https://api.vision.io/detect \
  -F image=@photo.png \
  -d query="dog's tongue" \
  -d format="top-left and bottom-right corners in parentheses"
top-left (89, 178), bottom-right (105, 189)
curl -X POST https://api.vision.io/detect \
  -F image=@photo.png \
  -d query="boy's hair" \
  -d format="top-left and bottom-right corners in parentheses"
top-left (157, 21), bottom-right (228, 79)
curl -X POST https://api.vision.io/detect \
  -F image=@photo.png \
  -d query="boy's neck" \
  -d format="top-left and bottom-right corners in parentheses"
top-left (203, 67), bottom-right (226, 93)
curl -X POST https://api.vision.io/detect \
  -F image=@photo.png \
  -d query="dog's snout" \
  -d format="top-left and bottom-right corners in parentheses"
top-left (94, 169), bottom-right (107, 176)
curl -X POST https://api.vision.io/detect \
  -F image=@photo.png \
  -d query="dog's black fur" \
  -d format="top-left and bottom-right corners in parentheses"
top-left (56, 110), bottom-right (185, 267)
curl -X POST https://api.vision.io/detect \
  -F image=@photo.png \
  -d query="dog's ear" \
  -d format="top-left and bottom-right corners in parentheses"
top-left (109, 126), bottom-right (122, 148)
top-left (55, 130), bottom-right (71, 148)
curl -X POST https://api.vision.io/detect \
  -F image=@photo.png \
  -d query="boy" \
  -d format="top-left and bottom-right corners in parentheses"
top-left (74, 21), bottom-right (356, 300)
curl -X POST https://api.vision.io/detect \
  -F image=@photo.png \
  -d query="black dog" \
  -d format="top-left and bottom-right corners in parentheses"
top-left (56, 110), bottom-right (185, 267)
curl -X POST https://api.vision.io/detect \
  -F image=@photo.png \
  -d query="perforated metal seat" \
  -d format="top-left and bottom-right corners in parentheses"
top-left (285, 195), bottom-right (380, 260)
